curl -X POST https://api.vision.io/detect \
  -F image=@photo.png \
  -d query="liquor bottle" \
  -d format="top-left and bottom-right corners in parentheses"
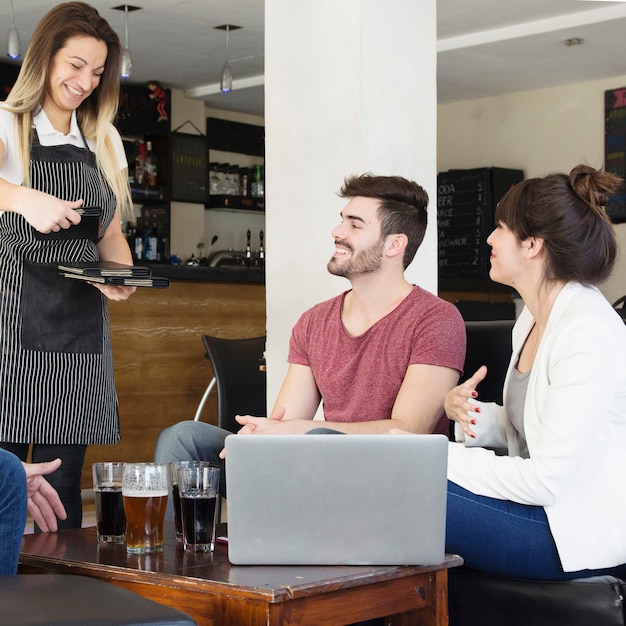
top-left (144, 141), bottom-right (158, 186)
top-left (135, 141), bottom-right (146, 185)
top-left (133, 219), bottom-right (144, 261)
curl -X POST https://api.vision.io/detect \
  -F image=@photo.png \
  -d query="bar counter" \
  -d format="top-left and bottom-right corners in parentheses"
top-left (81, 268), bottom-right (266, 487)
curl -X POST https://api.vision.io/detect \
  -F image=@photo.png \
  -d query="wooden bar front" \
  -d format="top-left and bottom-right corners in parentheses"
top-left (82, 279), bottom-right (266, 487)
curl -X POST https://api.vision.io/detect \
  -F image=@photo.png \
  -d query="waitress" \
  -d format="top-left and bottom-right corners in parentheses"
top-left (0, 2), bottom-right (135, 529)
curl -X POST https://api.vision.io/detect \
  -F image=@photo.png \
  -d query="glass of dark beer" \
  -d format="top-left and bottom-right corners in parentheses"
top-left (169, 460), bottom-right (213, 540)
top-left (122, 463), bottom-right (168, 554)
top-left (177, 464), bottom-right (221, 552)
top-left (92, 462), bottom-right (126, 544)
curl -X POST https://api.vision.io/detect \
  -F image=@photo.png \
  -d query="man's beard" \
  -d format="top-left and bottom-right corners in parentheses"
top-left (327, 238), bottom-right (385, 278)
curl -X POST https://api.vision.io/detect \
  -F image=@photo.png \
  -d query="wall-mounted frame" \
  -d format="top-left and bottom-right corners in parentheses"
top-left (604, 87), bottom-right (626, 224)
top-left (170, 132), bottom-right (208, 204)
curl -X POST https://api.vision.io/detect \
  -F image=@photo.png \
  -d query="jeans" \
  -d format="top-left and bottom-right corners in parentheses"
top-left (0, 449), bottom-right (27, 574)
top-left (154, 421), bottom-right (228, 519)
top-left (446, 481), bottom-right (626, 580)
top-left (0, 443), bottom-right (86, 531)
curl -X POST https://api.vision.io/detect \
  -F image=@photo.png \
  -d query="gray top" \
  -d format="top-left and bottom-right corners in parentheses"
top-left (506, 366), bottom-right (531, 457)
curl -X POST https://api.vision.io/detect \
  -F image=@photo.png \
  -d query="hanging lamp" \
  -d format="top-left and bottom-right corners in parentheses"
top-left (113, 5), bottom-right (141, 78)
top-left (7, 0), bottom-right (20, 60)
top-left (216, 24), bottom-right (241, 93)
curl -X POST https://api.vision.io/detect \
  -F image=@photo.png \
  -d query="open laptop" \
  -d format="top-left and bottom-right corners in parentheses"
top-left (224, 433), bottom-right (448, 565)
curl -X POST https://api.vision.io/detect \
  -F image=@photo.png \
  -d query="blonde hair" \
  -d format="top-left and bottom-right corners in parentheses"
top-left (1, 2), bottom-right (132, 219)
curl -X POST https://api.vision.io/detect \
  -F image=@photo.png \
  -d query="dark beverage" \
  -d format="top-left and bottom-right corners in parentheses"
top-left (94, 486), bottom-right (125, 543)
top-left (172, 484), bottom-right (182, 538)
top-left (180, 493), bottom-right (217, 551)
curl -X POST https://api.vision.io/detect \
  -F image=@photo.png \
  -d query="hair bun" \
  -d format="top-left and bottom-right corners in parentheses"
top-left (569, 165), bottom-right (622, 214)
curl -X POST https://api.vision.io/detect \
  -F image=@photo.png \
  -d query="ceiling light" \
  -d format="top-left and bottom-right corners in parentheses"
top-left (113, 5), bottom-right (141, 78)
top-left (564, 37), bottom-right (585, 46)
top-left (216, 24), bottom-right (241, 93)
top-left (7, 0), bottom-right (20, 60)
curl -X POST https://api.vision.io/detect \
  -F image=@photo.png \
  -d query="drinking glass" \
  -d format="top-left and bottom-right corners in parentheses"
top-left (169, 460), bottom-right (212, 540)
top-left (122, 463), bottom-right (168, 554)
top-left (177, 464), bottom-right (221, 552)
top-left (92, 462), bottom-right (126, 543)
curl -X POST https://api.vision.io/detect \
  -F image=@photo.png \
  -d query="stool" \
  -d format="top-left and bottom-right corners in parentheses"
top-left (0, 574), bottom-right (197, 626)
top-left (449, 567), bottom-right (626, 626)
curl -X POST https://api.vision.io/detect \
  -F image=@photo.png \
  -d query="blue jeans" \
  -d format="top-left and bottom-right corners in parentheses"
top-left (0, 449), bottom-right (27, 575)
top-left (447, 481), bottom-right (626, 580)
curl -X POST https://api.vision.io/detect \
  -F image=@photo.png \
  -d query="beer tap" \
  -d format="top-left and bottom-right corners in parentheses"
top-left (259, 229), bottom-right (264, 267)
top-left (245, 229), bottom-right (252, 268)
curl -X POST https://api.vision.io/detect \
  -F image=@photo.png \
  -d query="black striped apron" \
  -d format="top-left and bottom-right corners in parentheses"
top-left (0, 130), bottom-right (120, 445)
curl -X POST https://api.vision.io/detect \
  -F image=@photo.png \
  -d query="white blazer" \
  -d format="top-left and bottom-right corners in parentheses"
top-left (448, 282), bottom-right (626, 572)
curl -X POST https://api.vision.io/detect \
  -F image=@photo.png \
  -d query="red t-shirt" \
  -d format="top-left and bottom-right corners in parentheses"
top-left (288, 286), bottom-right (466, 429)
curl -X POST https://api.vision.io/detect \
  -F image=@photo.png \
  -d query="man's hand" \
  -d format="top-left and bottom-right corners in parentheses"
top-left (22, 459), bottom-right (67, 532)
top-left (218, 407), bottom-right (314, 459)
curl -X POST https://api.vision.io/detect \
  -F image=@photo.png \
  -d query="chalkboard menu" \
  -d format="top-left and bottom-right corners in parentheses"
top-left (170, 132), bottom-right (208, 203)
top-left (605, 87), bottom-right (626, 224)
top-left (437, 167), bottom-right (524, 286)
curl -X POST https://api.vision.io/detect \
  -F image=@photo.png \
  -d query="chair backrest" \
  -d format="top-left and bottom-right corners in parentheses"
top-left (202, 335), bottom-right (267, 433)
top-left (463, 320), bottom-right (514, 404)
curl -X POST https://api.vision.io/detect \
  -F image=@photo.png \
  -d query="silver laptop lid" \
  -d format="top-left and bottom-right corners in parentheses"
top-left (225, 433), bottom-right (448, 565)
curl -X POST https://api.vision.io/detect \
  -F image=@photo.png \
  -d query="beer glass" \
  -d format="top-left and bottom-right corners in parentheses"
top-left (92, 462), bottom-right (126, 543)
top-left (177, 464), bottom-right (221, 552)
top-left (169, 460), bottom-right (212, 540)
top-left (122, 463), bottom-right (168, 554)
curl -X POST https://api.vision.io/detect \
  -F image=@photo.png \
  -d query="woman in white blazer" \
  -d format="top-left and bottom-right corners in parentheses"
top-left (444, 164), bottom-right (626, 579)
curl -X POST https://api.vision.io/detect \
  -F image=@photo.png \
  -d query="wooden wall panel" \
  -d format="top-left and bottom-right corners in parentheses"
top-left (82, 280), bottom-right (266, 487)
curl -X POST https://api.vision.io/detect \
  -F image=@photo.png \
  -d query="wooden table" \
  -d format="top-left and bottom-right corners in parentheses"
top-left (19, 524), bottom-right (462, 626)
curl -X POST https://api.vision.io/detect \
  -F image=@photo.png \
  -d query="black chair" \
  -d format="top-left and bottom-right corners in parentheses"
top-left (462, 319), bottom-right (514, 404)
top-left (449, 320), bottom-right (626, 626)
top-left (0, 574), bottom-right (197, 625)
top-left (193, 335), bottom-right (267, 433)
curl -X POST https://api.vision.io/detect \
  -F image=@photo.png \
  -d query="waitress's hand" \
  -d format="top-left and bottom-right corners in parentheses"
top-left (444, 365), bottom-right (488, 439)
top-left (16, 191), bottom-right (84, 234)
top-left (89, 283), bottom-right (136, 301)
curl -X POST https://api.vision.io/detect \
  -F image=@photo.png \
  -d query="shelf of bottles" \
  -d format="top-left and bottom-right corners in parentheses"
top-left (123, 134), bottom-right (169, 203)
top-left (208, 162), bottom-right (264, 212)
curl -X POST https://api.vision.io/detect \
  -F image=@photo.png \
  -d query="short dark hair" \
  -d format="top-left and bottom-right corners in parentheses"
top-left (339, 174), bottom-right (428, 268)
top-left (495, 164), bottom-right (621, 285)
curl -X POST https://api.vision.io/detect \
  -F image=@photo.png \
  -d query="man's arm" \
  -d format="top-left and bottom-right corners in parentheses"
top-left (327, 363), bottom-right (460, 433)
top-left (234, 363), bottom-right (322, 435)
top-left (236, 363), bottom-right (459, 435)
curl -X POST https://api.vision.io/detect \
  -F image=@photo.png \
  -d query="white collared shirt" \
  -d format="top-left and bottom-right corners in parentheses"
top-left (0, 106), bottom-right (126, 185)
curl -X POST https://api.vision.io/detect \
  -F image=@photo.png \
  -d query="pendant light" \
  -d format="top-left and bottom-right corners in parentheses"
top-left (121, 5), bottom-right (133, 78)
top-left (7, 0), bottom-right (20, 60)
top-left (113, 5), bottom-right (141, 78)
top-left (216, 24), bottom-right (241, 93)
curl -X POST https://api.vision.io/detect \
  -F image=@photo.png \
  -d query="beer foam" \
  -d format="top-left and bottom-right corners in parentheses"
top-left (122, 489), bottom-right (168, 497)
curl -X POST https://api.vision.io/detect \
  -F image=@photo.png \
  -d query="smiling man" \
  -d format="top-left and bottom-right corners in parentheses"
top-left (155, 174), bottom-right (466, 496)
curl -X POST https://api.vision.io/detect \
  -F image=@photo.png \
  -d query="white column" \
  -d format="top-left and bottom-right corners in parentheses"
top-left (265, 0), bottom-right (437, 406)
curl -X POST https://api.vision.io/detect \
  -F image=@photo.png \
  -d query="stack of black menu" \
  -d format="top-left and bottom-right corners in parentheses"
top-left (57, 260), bottom-right (170, 288)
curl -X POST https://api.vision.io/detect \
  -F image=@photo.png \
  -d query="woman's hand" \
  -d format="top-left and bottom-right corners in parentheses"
top-left (444, 365), bottom-right (488, 439)
top-left (15, 191), bottom-right (84, 234)
top-left (89, 283), bottom-right (136, 301)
